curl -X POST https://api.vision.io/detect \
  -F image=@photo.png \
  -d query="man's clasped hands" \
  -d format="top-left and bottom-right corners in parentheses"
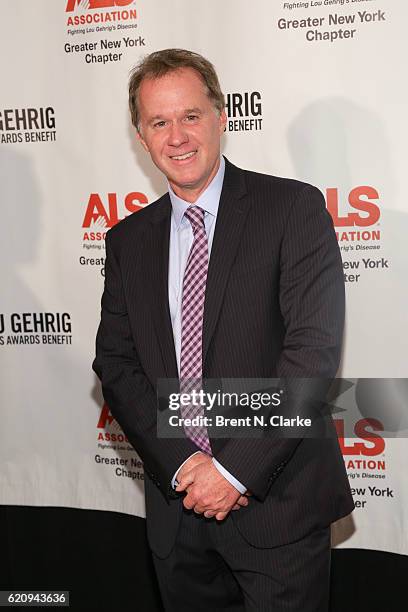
top-left (175, 452), bottom-right (251, 521)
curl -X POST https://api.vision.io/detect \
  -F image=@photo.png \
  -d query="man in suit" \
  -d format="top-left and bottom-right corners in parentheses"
top-left (93, 48), bottom-right (354, 611)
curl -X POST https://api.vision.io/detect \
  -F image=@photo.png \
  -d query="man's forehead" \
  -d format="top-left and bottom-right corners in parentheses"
top-left (138, 69), bottom-right (210, 120)
top-left (144, 66), bottom-right (203, 85)
top-left (139, 67), bottom-right (207, 99)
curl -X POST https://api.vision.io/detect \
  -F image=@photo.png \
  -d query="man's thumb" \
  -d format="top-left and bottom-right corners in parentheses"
top-left (175, 471), bottom-right (194, 491)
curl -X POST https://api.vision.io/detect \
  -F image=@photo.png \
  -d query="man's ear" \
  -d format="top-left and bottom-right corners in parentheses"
top-left (219, 109), bottom-right (227, 134)
top-left (136, 129), bottom-right (149, 153)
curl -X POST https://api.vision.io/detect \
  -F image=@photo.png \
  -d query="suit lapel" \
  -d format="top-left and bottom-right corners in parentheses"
top-left (203, 159), bottom-right (250, 365)
top-left (143, 195), bottom-right (179, 379)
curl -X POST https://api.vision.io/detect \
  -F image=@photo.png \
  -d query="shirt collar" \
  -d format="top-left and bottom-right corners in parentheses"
top-left (168, 156), bottom-right (225, 230)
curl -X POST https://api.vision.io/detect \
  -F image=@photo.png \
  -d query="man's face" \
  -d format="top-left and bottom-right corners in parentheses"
top-left (137, 67), bottom-right (227, 202)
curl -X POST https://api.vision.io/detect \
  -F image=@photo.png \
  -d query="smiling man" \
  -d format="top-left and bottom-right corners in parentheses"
top-left (93, 48), bottom-right (354, 611)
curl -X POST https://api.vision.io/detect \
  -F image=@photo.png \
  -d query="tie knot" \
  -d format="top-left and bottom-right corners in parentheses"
top-left (184, 206), bottom-right (205, 232)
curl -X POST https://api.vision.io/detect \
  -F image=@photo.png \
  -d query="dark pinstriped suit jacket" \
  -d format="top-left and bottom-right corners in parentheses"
top-left (93, 157), bottom-right (354, 558)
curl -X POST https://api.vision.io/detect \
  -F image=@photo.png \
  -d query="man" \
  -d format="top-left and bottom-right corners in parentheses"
top-left (93, 48), bottom-right (354, 611)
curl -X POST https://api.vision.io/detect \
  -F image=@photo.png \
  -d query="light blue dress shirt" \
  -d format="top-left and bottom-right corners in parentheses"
top-left (168, 156), bottom-right (246, 495)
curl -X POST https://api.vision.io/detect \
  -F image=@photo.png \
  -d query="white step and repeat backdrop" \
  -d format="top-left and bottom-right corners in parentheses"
top-left (1, 1), bottom-right (407, 555)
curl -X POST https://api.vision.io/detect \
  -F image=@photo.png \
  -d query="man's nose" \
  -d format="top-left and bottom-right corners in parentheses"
top-left (167, 121), bottom-right (188, 147)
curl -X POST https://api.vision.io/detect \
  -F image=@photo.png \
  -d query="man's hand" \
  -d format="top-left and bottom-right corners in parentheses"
top-left (176, 456), bottom-right (249, 521)
top-left (176, 451), bottom-right (211, 480)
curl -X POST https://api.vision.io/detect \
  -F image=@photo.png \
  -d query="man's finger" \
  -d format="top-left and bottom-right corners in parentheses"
top-left (175, 471), bottom-right (195, 492)
top-left (204, 510), bottom-right (216, 518)
top-left (182, 493), bottom-right (197, 510)
top-left (215, 511), bottom-right (229, 521)
top-left (237, 495), bottom-right (249, 507)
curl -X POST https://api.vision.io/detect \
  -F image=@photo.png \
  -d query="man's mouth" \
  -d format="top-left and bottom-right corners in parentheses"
top-left (169, 150), bottom-right (197, 161)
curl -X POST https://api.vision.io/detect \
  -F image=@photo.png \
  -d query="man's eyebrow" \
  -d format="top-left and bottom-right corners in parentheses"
top-left (148, 115), bottom-right (165, 123)
top-left (184, 107), bottom-right (203, 114)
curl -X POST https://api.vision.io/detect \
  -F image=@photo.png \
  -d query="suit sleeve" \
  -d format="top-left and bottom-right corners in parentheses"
top-left (213, 185), bottom-right (345, 500)
top-left (92, 230), bottom-right (198, 501)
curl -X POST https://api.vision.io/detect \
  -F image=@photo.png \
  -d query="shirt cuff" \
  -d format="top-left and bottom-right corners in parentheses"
top-left (212, 458), bottom-right (247, 494)
top-left (171, 451), bottom-right (203, 489)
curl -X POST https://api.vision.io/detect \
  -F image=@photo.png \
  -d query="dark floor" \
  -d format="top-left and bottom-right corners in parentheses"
top-left (1, 506), bottom-right (405, 611)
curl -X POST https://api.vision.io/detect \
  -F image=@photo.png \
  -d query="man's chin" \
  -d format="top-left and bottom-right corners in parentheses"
top-left (168, 173), bottom-right (202, 193)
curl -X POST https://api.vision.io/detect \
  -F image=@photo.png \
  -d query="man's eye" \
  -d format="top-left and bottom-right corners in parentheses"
top-left (153, 121), bottom-right (166, 128)
top-left (186, 115), bottom-right (198, 122)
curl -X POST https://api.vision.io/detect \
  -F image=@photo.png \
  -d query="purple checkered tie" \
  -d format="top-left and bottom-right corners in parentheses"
top-left (179, 206), bottom-right (212, 455)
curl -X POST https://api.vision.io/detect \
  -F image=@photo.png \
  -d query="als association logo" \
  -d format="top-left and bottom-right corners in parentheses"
top-left (65, 0), bottom-right (142, 63)
top-left (96, 403), bottom-right (144, 480)
top-left (97, 402), bottom-right (129, 443)
top-left (335, 418), bottom-right (385, 456)
top-left (335, 417), bottom-right (386, 473)
top-left (65, 0), bottom-right (137, 25)
top-left (325, 186), bottom-right (381, 244)
top-left (82, 191), bottom-right (148, 239)
top-left (79, 191), bottom-right (148, 276)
